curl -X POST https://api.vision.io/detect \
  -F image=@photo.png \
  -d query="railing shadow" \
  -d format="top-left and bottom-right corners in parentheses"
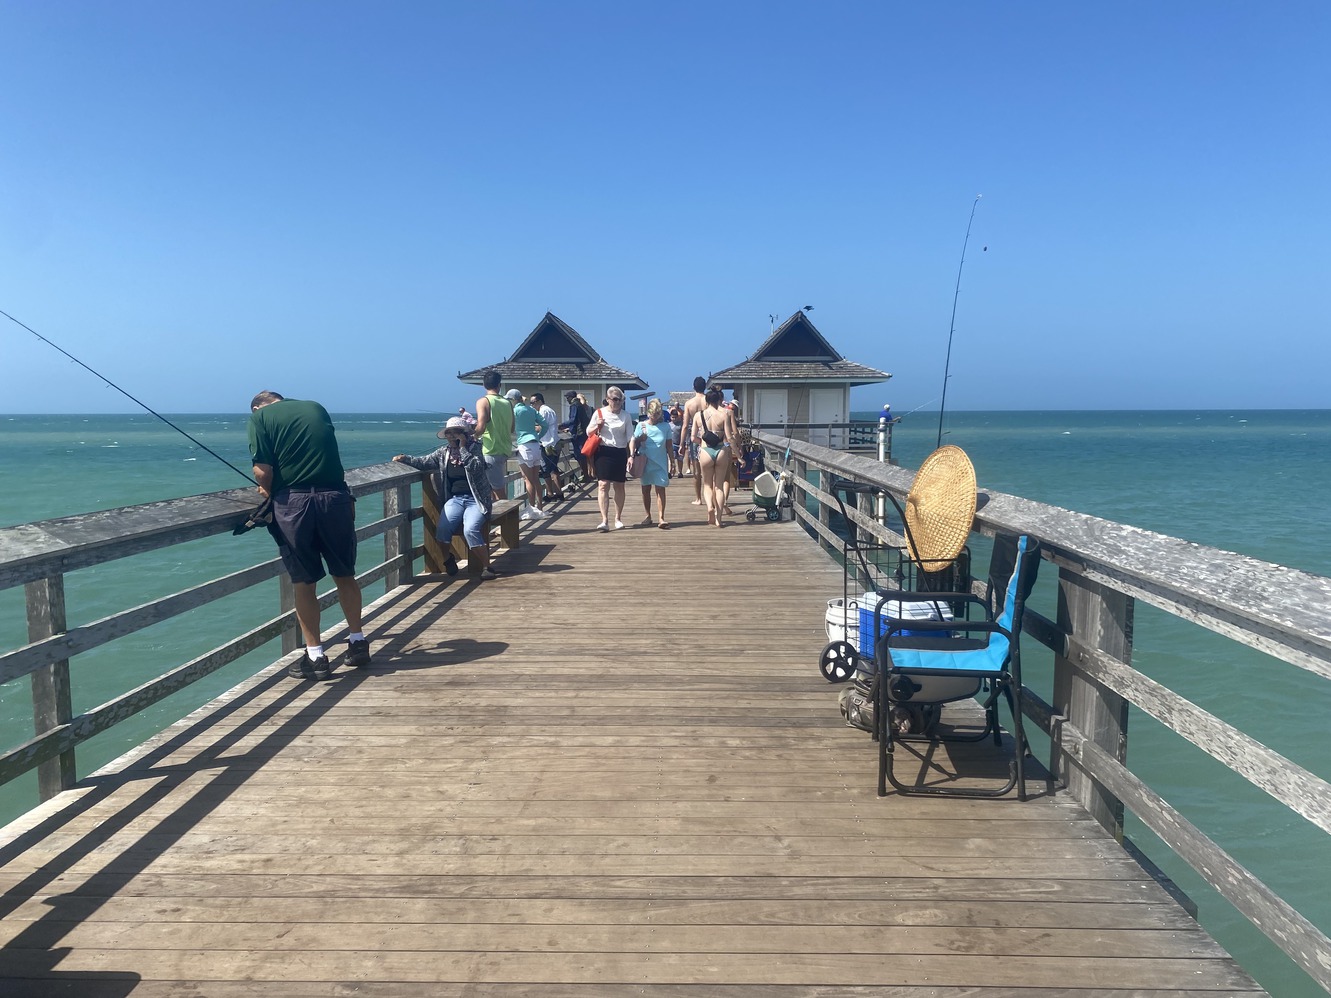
top-left (0, 576), bottom-right (461, 985)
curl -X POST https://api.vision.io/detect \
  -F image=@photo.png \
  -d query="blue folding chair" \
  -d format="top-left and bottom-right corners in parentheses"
top-left (873, 533), bottom-right (1041, 800)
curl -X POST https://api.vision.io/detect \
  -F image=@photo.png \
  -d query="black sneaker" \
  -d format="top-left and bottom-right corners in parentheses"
top-left (310, 654), bottom-right (332, 681)
top-left (289, 651), bottom-right (329, 681)
top-left (443, 553), bottom-right (459, 576)
top-left (346, 638), bottom-right (372, 670)
top-left (287, 657), bottom-right (313, 680)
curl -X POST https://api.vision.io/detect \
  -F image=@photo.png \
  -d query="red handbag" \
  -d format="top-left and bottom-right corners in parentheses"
top-left (580, 409), bottom-right (604, 458)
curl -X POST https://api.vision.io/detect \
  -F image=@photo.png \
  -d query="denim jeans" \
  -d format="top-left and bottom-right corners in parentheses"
top-left (439, 493), bottom-right (487, 549)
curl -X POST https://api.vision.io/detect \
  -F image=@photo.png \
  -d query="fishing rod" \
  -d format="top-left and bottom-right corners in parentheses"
top-left (937, 194), bottom-right (983, 449)
top-left (2, 308), bottom-right (258, 485)
top-left (899, 396), bottom-right (942, 419)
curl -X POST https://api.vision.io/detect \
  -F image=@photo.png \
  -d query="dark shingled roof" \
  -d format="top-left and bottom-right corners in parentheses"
top-left (710, 358), bottom-right (890, 382)
top-left (458, 312), bottom-right (647, 388)
top-left (709, 312), bottom-right (889, 385)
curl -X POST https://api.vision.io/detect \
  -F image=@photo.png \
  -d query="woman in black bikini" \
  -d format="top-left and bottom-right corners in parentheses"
top-left (688, 388), bottom-right (741, 527)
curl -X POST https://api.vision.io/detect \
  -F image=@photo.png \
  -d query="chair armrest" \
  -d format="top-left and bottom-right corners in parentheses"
top-left (884, 618), bottom-right (1010, 639)
top-left (870, 589), bottom-right (979, 605)
top-left (869, 591), bottom-right (985, 625)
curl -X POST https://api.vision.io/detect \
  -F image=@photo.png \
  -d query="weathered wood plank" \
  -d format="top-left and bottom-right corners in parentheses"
top-left (0, 920), bottom-right (1228, 959)
top-left (1067, 635), bottom-right (1331, 835)
top-left (0, 895), bottom-right (1202, 930)
top-left (0, 948), bottom-right (1262, 988)
top-left (1, 559), bottom-right (284, 686)
top-left (0, 984), bottom-right (1267, 998)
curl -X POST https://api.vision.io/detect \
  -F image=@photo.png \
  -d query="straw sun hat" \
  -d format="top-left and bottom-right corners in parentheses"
top-left (903, 444), bottom-right (977, 571)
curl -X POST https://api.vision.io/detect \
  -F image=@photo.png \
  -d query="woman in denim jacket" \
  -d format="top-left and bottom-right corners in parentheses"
top-left (394, 416), bottom-right (499, 579)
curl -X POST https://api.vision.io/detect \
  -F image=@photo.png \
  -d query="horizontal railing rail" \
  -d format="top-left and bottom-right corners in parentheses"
top-left (754, 430), bottom-right (1331, 992)
top-left (0, 462), bottom-right (428, 800)
top-left (744, 419), bottom-right (893, 454)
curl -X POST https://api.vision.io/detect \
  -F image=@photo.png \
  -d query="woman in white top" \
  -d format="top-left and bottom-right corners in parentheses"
top-left (585, 386), bottom-right (634, 531)
top-left (689, 387), bottom-right (741, 527)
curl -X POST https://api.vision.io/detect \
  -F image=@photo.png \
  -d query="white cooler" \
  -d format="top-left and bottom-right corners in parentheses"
top-left (825, 597), bottom-right (861, 651)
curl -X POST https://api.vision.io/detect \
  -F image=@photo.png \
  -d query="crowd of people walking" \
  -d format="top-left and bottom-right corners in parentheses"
top-left (387, 369), bottom-right (753, 582)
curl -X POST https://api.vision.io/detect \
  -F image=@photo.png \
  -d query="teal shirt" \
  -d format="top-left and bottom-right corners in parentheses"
top-left (247, 399), bottom-right (346, 493)
top-left (634, 419), bottom-right (670, 475)
top-left (512, 401), bottom-right (545, 446)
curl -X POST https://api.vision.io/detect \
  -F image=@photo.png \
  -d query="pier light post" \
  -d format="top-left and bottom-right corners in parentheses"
top-left (876, 403), bottom-right (891, 524)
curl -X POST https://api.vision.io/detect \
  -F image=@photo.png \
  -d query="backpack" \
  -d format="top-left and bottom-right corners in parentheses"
top-left (837, 657), bottom-right (937, 737)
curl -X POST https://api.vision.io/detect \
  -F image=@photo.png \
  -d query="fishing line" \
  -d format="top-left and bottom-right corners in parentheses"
top-left (899, 396), bottom-right (942, 419)
top-left (2, 308), bottom-right (258, 485)
top-left (937, 194), bottom-right (983, 449)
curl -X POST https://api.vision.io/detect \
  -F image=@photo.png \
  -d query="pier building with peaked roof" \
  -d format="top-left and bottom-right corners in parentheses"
top-left (457, 311), bottom-right (648, 407)
top-left (710, 310), bottom-right (890, 447)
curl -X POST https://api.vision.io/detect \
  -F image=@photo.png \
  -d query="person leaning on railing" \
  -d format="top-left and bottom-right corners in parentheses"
top-left (248, 391), bottom-right (372, 679)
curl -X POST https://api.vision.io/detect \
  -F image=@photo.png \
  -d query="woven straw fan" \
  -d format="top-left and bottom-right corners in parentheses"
top-left (904, 444), bottom-right (977, 572)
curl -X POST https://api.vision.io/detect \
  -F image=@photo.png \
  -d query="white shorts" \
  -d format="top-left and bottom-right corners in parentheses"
top-left (516, 442), bottom-right (544, 469)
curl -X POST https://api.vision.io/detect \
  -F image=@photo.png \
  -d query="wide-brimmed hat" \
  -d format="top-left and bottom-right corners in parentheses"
top-left (436, 415), bottom-right (472, 439)
top-left (903, 444), bottom-right (976, 572)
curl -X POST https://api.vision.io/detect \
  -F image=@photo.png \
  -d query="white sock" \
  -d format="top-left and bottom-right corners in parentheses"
top-left (306, 644), bottom-right (324, 660)
top-left (348, 632), bottom-right (364, 643)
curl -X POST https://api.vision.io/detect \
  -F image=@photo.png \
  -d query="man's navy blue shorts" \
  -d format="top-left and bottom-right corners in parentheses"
top-left (268, 486), bottom-right (357, 585)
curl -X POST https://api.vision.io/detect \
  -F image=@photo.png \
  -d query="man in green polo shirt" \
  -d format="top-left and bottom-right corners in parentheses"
top-left (248, 391), bottom-right (371, 680)
top-left (473, 370), bottom-right (514, 501)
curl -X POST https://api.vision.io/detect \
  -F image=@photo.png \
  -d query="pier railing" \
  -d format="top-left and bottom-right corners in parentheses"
top-left (0, 462), bottom-right (427, 802)
top-left (745, 419), bottom-right (893, 455)
top-left (756, 430), bottom-right (1331, 991)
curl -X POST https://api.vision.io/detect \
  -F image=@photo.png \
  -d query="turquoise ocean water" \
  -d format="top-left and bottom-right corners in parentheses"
top-left (2, 408), bottom-right (1329, 994)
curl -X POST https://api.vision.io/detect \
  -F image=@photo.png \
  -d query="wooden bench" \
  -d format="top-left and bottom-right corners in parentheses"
top-left (476, 498), bottom-right (523, 553)
top-left (421, 480), bottom-right (525, 574)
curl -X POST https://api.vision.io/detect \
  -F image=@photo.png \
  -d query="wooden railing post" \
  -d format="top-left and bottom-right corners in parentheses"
top-left (1053, 567), bottom-right (1133, 838)
top-left (383, 483), bottom-right (413, 588)
top-left (791, 456), bottom-right (806, 526)
top-left (420, 477), bottom-right (445, 575)
top-left (279, 575), bottom-right (300, 655)
top-left (25, 574), bottom-right (76, 799)
top-left (818, 470), bottom-right (832, 555)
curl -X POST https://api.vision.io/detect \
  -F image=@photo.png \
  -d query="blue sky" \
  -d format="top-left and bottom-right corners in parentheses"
top-left (2, 1), bottom-right (1327, 414)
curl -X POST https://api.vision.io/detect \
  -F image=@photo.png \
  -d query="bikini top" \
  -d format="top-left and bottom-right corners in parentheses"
top-left (699, 410), bottom-right (724, 448)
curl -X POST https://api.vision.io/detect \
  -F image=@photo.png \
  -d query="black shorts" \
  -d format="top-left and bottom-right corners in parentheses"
top-left (268, 486), bottom-right (357, 585)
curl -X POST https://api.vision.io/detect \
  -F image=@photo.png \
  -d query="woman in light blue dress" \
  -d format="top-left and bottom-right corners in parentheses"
top-left (629, 399), bottom-right (672, 528)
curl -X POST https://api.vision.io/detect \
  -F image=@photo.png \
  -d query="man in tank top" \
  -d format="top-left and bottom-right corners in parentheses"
top-left (473, 370), bottom-right (514, 501)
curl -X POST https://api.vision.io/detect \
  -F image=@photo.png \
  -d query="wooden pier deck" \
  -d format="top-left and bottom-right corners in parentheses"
top-left (0, 482), bottom-right (1262, 995)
